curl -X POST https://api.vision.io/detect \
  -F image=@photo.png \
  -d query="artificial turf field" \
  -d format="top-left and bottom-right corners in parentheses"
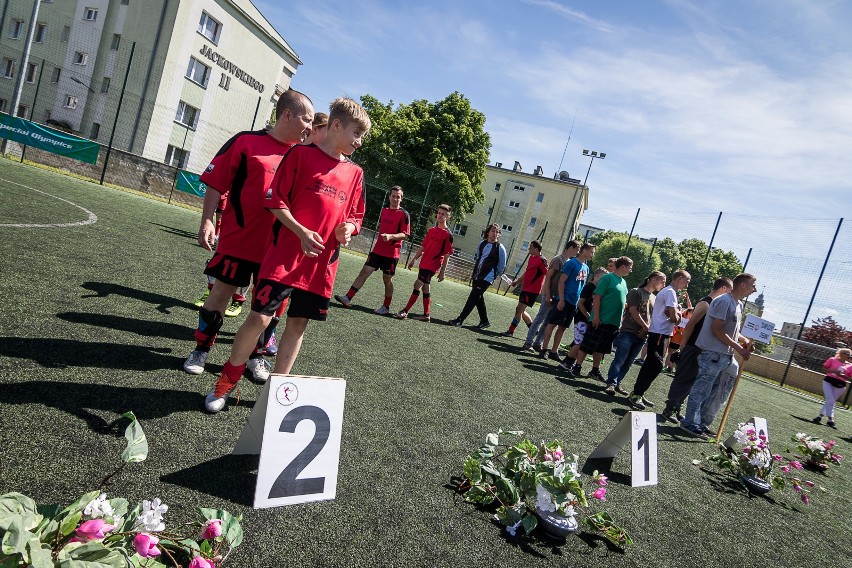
top-left (0, 157), bottom-right (850, 568)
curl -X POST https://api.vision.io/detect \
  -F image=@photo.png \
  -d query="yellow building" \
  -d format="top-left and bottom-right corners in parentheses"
top-left (451, 162), bottom-right (588, 277)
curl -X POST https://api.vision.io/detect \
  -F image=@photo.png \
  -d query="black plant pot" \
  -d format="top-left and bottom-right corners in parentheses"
top-left (740, 475), bottom-right (771, 495)
top-left (534, 506), bottom-right (579, 540)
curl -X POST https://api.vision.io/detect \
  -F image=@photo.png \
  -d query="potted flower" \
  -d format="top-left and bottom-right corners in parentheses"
top-left (703, 423), bottom-right (821, 505)
top-left (792, 433), bottom-right (843, 471)
top-left (454, 430), bottom-right (631, 547)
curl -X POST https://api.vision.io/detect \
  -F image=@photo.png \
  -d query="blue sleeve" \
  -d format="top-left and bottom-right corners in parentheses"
top-left (497, 244), bottom-right (507, 274)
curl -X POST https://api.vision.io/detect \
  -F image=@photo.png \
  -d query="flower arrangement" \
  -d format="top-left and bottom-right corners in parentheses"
top-left (792, 433), bottom-right (842, 470)
top-left (704, 423), bottom-right (821, 504)
top-left (454, 429), bottom-right (632, 547)
top-left (0, 412), bottom-right (242, 567)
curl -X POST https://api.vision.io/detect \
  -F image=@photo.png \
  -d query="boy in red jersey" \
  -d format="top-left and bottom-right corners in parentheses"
top-left (335, 186), bottom-right (410, 314)
top-left (183, 90), bottom-right (314, 380)
top-left (393, 205), bottom-right (454, 322)
top-left (204, 97), bottom-right (370, 413)
top-left (501, 240), bottom-right (547, 337)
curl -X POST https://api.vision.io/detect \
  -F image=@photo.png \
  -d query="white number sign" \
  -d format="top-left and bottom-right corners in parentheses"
top-left (588, 411), bottom-right (658, 487)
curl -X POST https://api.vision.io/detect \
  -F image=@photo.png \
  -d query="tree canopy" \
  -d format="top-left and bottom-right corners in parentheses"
top-left (354, 92), bottom-right (491, 238)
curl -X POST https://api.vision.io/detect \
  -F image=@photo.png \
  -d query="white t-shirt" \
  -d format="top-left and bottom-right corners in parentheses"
top-left (648, 285), bottom-right (679, 335)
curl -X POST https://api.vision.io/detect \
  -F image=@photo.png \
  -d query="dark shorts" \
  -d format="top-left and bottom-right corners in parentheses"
top-left (519, 291), bottom-right (538, 307)
top-left (580, 323), bottom-right (620, 355)
top-left (365, 252), bottom-right (399, 275)
top-left (417, 268), bottom-right (437, 284)
top-left (669, 342), bottom-right (681, 350)
top-left (204, 252), bottom-right (259, 287)
top-left (251, 279), bottom-right (330, 321)
top-left (547, 302), bottom-right (576, 327)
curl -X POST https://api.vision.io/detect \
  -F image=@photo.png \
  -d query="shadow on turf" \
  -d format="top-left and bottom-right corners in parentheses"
top-left (161, 454), bottom-right (259, 506)
top-left (55, 312), bottom-right (233, 341)
top-left (81, 281), bottom-right (197, 314)
top-left (149, 223), bottom-right (198, 241)
top-left (0, 337), bottom-right (187, 371)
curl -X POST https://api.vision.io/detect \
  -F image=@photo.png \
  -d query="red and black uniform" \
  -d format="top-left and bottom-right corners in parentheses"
top-left (519, 254), bottom-right (547, 307)
top-left (365, 207), bottom-right (410, 275)
top-left (417, 226), bottom-right (454, 283)
top-left (252, 144), bottom-right (365, 321)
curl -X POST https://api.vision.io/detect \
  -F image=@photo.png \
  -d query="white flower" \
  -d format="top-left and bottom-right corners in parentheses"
top-left (136, 498), bottom-right (168, 532)
top-left (806, 440), bottom-right (825, 452)
top-left (560, 504), bottom-right (577, 518)
top-left (535, 485), bottom-right (556, 513)
top-left (506, 519), bottom-right (523, 536)
top-left (83, 493), bottom-right (114, 519)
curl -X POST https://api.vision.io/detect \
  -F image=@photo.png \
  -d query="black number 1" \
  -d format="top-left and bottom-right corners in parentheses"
top-left (268, 406), bottom-right (331, 498)
top-left (637, 428), bottom-right (650, 482)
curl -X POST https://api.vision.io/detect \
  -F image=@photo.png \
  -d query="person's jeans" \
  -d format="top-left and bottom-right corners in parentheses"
top-left (700, 358), bottom-right (739, 429)
top-left (607, 331), bottom-right (646, 386)
top-left (525, 297), bottom-right (552, 345)
top-left (682, 351), bottom-right (733, 429)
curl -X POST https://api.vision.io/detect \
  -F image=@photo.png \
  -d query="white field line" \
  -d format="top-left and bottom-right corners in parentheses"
top-left (0, 178), bottom-right (98, 228)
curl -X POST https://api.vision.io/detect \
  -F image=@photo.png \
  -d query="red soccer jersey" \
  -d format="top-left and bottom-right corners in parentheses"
top-left (418, 226), bottom-right (454, 272)
top-left (522, 254), bottom-right (548, 294)
top-left (259, 144), bottom-right (365, 298)
top-left (371, 207), bottom-right (410, 259)
top-left (199, 130), bottom-right (294, 263)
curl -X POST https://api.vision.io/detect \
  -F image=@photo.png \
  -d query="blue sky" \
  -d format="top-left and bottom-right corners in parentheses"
top-left (253, 0), bottom-right (851, 329)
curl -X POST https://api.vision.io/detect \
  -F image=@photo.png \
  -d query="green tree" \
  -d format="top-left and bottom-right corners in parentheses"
top-left (355, 92), bottom-right (491, 238)
top-left (676, 239), bottom-right (743, 299)
top-left (654, 237), bottom-right (684, 279)
top-left (587, 231), bottom-right (660, 288)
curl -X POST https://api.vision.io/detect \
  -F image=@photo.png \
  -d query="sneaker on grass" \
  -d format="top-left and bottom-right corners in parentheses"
top-left (393, 311), bottom-right (408, 320)
top-left (412, 314), bottom-right (431, 323)
top-left (194, 289), bottom-right (210, 307)
top-left (204, 374), bottom-right (241, 414)
top-left (614, 385), bottom-right (629, 395)
top-left (246, 357), bottom-right (270, 383)
top-left (183, 350), bottom-right (208, 375)
top-left (679, 422), bottom-right (709, 439)
top-left (224, 299), bottom-right (243, 317)
top-left (261, 334), bottom-right (278, 356)
top-left (628, 395), bottom-right (646, 410)
top-left (605, 385), bottom-right (616, 396)
top-left (640, 396), bottom-right (656, 408)
top-left (587, 369), bottom-right (605, 382)
top-left (374, 305), bottom-right (390, 315)
top-left (335, 294), bottom-right (352, 308)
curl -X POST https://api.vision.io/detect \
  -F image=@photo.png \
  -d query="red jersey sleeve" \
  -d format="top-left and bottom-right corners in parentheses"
top-left (264, 147), bottom-right (299, 211)
top-left (199, 133), bottom-right (244, 195)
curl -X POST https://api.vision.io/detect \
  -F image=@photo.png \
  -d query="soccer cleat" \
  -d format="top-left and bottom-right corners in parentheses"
top-left (183, 350), bottom-right (208, 375)
top-left (374, 305), bottom-right (390, 315)
top-left (194, 289), bottom-right (210, 307)
top-left (246, 357), bottom-right (270, 383)
top-left (811, 416), bottom-right (822, 424)
top-left (640, 396), bottom-right (656, 408)
top-left (628, 395), bottom-right (646, 410)
top-left (679, 422), bottom-right (709, 439)
top-left (569, 363), bottom-right (582, 376)
top-left (261, 334), bottom-right (278, 356)
top-left (501, 331), bottom-right (514, 337)
top-left (531, 343), bottom-right (542, 352)
top-left (412, 314), bottom-right (432, 323)
top-left (661, 406), bottom-right (680, 424)
top-left (393, 311), bottom-right (408, 320)
top-left (224, 299), bottom-right (243, 317)
top-left (335, 294), bottom-right (352, 308)
top-left (587, 369), bottom-right (605, 382)
top-left (827, 420), bottom-right (837, 429)
top-left (204, 373), bottom-right (241, 414)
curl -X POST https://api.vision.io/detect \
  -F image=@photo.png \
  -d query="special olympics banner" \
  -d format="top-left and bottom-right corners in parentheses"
top-left (176, 170), bottom-right (207, 197)
top-left (0, 113), bottom-right (100, 164)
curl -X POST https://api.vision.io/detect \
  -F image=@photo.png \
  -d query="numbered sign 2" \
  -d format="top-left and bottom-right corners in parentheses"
top-left (253, 375), bottom-right (346, 509)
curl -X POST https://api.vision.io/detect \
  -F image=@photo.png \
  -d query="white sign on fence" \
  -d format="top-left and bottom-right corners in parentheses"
top-left (741, 314), bottom-right (775, 344)
top-left (232, 374), bottom-right (347, 509)
top-left (588, 411), bottom-right (658, 487)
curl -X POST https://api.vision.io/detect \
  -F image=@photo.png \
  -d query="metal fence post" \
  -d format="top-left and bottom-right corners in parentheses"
top-left (100, 41), bottom-right (136, 185)
top-left (623, 208), bottom-right (640, 254)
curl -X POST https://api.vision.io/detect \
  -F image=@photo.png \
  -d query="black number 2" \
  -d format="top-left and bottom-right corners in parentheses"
top-left (268, 405), bottom-right (331, 498)
top-left (637, 428), bottom-right (650, 482)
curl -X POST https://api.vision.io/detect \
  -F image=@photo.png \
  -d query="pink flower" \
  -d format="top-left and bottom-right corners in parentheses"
top-left (201, 519), bottom-right (223, 540)
top-left (790, 461), bottom-right (803, 470)
top-left (826, 440), bottom-right (836, 449)
top-left (552, 448), bottom-right (563, 460)
top-left (592, 488), bottom-right (607, 501)
top-left (801, 494), bottom-right (810, 505)
top-left (133, 533), bottom-right (161, 558)
top-left (781, 465), bottom-right (791, 473)
top-left (74, 519), bottom-right (115, 542)
top-left (792, 484), bottom-right (802, 494)
top-left (596, 474), bottom-right (608, 487)
top-left (804, 480), bottom-right (816, 488)
top-left (189, 556), bottom-right (216, 568)
top-left (742, 447), bottom-right (751, 454)
top-left (772, 454), bottom-right (783, 461)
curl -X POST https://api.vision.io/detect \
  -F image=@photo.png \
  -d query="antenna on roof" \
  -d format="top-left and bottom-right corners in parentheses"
top-left (556, 109), bottom-right (577, 175)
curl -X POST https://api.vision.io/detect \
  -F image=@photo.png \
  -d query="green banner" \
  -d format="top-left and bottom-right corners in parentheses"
top-left (0, 112), bottom-right (100, 164)
top-left (176, 170), bottom-right (206, 197)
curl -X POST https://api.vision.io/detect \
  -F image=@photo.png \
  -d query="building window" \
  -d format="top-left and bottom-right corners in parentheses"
top-left (83, 8), bottom-right (98, 21)
top-left (493, 182), bottom-right (501, 192)
top-left (175, 100), bottom-right (199, 128)
top-left (536, 192), bottom-right (544, 203)
top-left (17, 104), bottom-right (28, 118)
top-left (514, 261), bottom-right (524, 273)
top-left (0, 99), bottom-right (7, 113)
top-left (451, 223), bottom-right (467, 237)
top-left (10, 19), bottom-right (24, 39)
top-left (63, 95), bottom-right (78, 109)
top-left (512, 184), bottom-right (526, 191)
top-left (35, 23), bottom-right (47, 43)
top-left (529, 217), bottom-right (537, 227)
top-left (100, 77), bottom-right (110, 94)
top-left (501, 224), bottom-right (513, 232)
top-left (508, 200), bottom-right (520, 209)
top-left (185, 57), bottom-right (211, 87)
top-left (61, 25), bottom-right (70, 42)
top-left (111, 34), bottom-right (121, 50)
top-left (90, 122), bottom-right (100, 139)
top-left (1, 58), bottom-right (14, 79)
top-left (121, 0), bottom-right (130, 4)
top-left (25, 63), bottom-right (37, 83)
top-left (73, 52), bottom-right (89, 66)
top-left (165, 144), bottom-right (189, 168)
top-left (51, 67), bottom-right (61, 83)
top-left (198, 11), bottom-right (222, 44)
top-left (521, 241), bottom-right (530, 251)
top-left (487, 206), bottom-right (493, 215)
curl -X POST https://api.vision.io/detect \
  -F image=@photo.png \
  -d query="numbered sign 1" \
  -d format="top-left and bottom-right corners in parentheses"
top-left (234, 374), bottom-right (346, 509)
top-left (587, 411), bottom-right (658, 487)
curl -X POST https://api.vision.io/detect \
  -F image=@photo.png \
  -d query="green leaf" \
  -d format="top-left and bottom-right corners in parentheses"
top-left (521, 513), bottom-right (538, 535)
top-left (198, 508), bottom-right (243, 548)
top-left (494, 476), bottom-right (520, 505)
top-left (0, 493), bottom-right (43, 534)
top-left (58, 541), bottom-right (126, 567)
top-left (480, 461), bottom-right (501, 478)
top-left (119, 504), bottom-right (142, 533)
top-left (121, 411), bottom-right (148, 463)
top-left (59, 491), bottom-right (101, 517)
top-left (59, 511), bottom-right (82, 537)
top-left (462, 457), bottom-right (482, 484)
top-left (1, 515), bottom-right (32, 556)
top-left (27, 537), bottom-right (54, 568)
top-left (484, 432), bottom-right (499, 447)
top-left (461, 485), bottom-right (494, 505)
top-left (107, 498), bottom-right (128, 521)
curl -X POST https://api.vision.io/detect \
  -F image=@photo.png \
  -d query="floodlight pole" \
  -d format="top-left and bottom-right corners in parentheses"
top-left (582, 148), bottom-right (606, 187)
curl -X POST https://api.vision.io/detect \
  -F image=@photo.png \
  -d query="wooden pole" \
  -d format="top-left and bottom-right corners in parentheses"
top-left (715, 354), bottom-right (744, 441)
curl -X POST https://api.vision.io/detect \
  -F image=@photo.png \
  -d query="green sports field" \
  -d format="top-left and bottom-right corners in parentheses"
top-left (0, 158), bottom-right (850, 568)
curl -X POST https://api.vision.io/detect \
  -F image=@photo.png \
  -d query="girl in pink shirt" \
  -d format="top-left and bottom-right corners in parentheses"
top-left (813, 347), bottom-right (852, 428)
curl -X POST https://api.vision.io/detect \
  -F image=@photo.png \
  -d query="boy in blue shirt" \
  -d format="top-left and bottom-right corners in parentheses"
top-left (539, 241), bottom-right (595, 360)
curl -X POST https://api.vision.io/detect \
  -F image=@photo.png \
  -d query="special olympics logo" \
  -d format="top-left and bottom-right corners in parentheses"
top-left (276, 382), bottom-right (299, 406)
top-left (338, 190), bottom-right (347, 204)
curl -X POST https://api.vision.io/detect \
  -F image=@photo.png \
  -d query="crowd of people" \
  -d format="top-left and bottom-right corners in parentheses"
top-left (180, 89), bottom-right (848, 430)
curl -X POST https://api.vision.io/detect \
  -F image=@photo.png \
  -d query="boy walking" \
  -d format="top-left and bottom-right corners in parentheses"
top-left (393, 205), bottom-right (454, 322)
top-left (539, 241), bottom-right (595, 360)
top-left (336, 186), bottom-right (410, 314)
top-left (204, 97), bottom-right (370, 413)
top-left (183, 90), bottom-right (314, 379)
top-left (502, 241), bottom-right (547, 337)
top-left (522, 243), bottom-right (577, 351)
top-left (449, 224), bottom-right (507, 329)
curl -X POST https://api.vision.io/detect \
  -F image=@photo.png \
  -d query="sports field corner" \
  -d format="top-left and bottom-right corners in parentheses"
top-left (1, 157), bottom-right (850, 568)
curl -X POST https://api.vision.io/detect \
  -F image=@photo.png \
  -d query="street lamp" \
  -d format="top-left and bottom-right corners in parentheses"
top-left (582, 149), bottom-right (606, 186)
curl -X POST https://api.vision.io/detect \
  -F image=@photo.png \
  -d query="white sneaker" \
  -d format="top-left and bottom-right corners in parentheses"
top-left (183, 350), bottom-right (208, 375)
top-left (334, 294), bottom-right (352, 308)
top-left (374, 305), bottom-right (390, 315)
top-left (246, 357), bottom-right (270, 383)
